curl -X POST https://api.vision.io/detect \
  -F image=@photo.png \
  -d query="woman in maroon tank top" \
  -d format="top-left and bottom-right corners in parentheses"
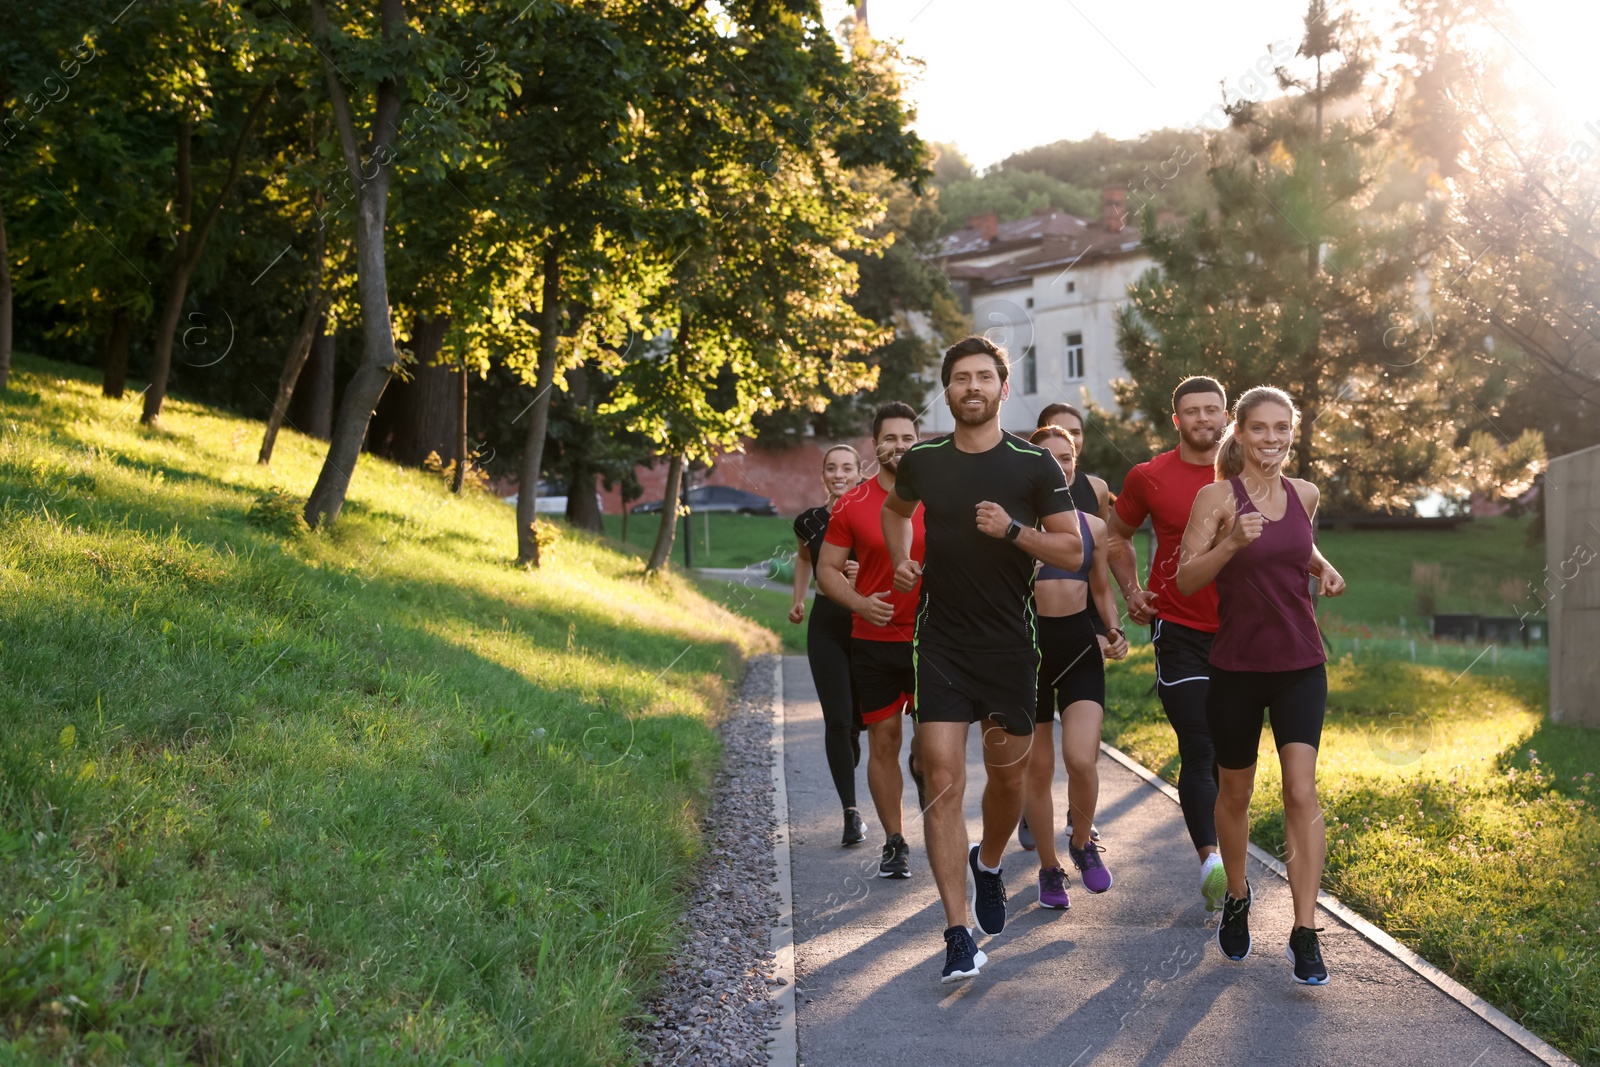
top-left (1174, 387), bottom-right (1346, 985)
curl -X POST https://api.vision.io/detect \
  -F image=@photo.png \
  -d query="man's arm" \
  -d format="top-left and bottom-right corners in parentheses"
top-left (1105, 473), bottom-right (1157, 623)
top-left (816, 540), bottom-right (894, 626)
top-left (883, 492), bottom-right (922, 593)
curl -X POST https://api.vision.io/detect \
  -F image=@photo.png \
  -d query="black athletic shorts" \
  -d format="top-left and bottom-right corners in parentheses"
top-left (913, 641), bottom-right (1036, 736)
top-left (1035, 612), bottom-right (1105, 723)
top-left (1151, 617), bottom-right (1215, 688)
top-left (852, 637), bottom-right (915, 725)
top-left (1205, 663), bottom-right (1328, 770)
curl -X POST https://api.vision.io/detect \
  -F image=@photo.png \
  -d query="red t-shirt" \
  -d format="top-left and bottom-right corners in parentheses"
top-left (1114, 448), bottom-right (1220, 633)
top-left (823, 476), bottom-right (924, 642)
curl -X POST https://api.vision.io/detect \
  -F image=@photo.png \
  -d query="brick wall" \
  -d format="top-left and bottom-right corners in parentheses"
top-left (599, 436), bottom-right (878, 517)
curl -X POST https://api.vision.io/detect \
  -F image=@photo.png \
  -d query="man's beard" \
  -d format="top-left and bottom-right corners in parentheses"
top-left (877, 450), bottom-right (902, 474)
top-left (1179, 424), bottom-right (1220, 452)
top-left (950, 391), bottom-right (1000, 426)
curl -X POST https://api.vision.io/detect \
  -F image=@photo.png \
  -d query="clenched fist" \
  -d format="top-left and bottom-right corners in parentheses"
top-left (1227, 510), bottom-right (1266, 550)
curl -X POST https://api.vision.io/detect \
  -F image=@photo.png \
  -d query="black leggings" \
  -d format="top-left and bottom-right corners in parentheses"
top-left (1152, 619), bottom-right (1218, 853)
top-left (807, 594), bottom-right (858, 809)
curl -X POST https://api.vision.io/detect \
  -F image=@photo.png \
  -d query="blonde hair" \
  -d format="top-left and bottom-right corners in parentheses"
top-left (821, 444), bottom-right (861, 469)
top-left (1216, 386), bottom-right (1299, 480)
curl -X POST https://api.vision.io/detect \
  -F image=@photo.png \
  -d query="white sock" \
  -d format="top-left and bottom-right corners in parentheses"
top-left (976, 853), bottom-right (1001, 874)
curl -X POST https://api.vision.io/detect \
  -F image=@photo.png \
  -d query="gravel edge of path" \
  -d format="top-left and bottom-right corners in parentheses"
top-left (632, 654), bottom-right (787, 1066)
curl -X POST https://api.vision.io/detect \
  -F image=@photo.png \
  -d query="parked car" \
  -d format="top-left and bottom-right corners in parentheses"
top-left (631, 484), bottom-right (777, 515)
top-left (499, 480), bottom-right (604, 515)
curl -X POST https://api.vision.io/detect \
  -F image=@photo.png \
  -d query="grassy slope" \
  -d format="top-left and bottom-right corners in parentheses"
top-left (0, 355), bottom-right (773, 1065)
top-left (1103, 650), bottom-right (1599, 1064)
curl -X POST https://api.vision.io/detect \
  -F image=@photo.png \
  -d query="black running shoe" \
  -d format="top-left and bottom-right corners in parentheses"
top-left (1217, 883), bottom-right (1252, 961)
top-left (878, 833), bottom-right (910, 879)
top-left (968, 844), bottom-right (1007, 936)
top-left (908, 752), bottom-right (927, 811)
top-left (1286, 925), bottom-right (1329, 985)
top-left (842, 808), bottom-right (866, 847)
top-left (941, 925), bottom-right (986, 983)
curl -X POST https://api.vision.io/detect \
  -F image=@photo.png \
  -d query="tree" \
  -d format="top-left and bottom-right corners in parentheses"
top-left (617, 14), bottom-right (924, 573)
top-left (1114, 0), bottom-right (1542, 511)
top-left (299, 0), bottom-right (511, 528)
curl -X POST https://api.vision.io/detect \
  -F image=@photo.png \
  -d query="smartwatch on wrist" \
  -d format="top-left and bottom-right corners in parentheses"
top-left (1004, 519), bottom-right (1023, 542)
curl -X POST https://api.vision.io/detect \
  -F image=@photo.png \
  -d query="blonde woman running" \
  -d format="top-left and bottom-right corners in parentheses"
top-left (1175, 386), bottom-right (1345, 984)
top-left (791, 445), bottom-right (866, 844)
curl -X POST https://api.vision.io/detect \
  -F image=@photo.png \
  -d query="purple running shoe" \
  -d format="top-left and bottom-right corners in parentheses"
top-left (1069, 839), bottom-right (1113, 894)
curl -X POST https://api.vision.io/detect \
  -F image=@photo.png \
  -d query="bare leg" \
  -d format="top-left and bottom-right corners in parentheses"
top-left (1278, 743), bottom-right (1324, 928)
top-left (1022, 721), bottom-right (1059, 870)
top-left (918, 720), bottom-right (972, 928)
top-left (1215, 763), bottom-right (1256, 899)
top-left (1061, 700), bottom-right (1103, 850)
top-left (977, 720), bottom-right (1032, 870)
top-left (865, 713), bottom-right (904, 839)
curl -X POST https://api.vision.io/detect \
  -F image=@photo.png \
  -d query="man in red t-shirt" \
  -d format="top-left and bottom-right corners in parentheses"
top-left (1106, 376), bottom-right (1232, 911)
top-left (817, 401), bottom-right (925, 880)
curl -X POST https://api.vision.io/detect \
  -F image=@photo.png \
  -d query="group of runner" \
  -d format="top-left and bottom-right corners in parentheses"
top-left (788, 335), bottom-right (1343, 987)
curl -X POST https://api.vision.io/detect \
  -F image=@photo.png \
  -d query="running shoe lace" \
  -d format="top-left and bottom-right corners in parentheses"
top-left (1291, 926), bottom-right (1324, 963)
top-left (1076, 841), bottom-right (1107, 870)
top-left (977, 867), bottom-right (1006, 910)
top-left (944, 931), bottom-right (968, 968)
top-left (1041, 866), bottom-right (1066, 895)
top-left (1221, 895), bottom-right (1249, 935)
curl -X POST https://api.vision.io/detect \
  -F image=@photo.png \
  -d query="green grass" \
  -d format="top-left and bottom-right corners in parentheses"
top-left (1102, 650), bottom-right (1600, 1065)
top-left (601, 513), bottom-right (794, 571)
top-left (1312, 517), bottom-right (1545, 632)
top-left (690, 578), bottom-right (807, 655)
top-left (0, 354), bottom-right (775, 1065)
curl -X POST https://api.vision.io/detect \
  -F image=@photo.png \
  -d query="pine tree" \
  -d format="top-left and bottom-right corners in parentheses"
top-left (1115, 0), bottom-right (1542, 510)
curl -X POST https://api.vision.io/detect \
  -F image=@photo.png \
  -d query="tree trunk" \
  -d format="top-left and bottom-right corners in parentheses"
top-left (303, 0), bottom-right (405, 529)
top-left (371, 315), bottom-right (453, 467)
top-left (516, 243), bottom-right (563, 566)
top-left (295, 320), bottom-right (335, 439)
top-left (259, 223), bottom-right (329, 465)
top-left (563, 361), bottom-right (603, 531)
top-left (143, 88), bottom-right (271, 425)
top-left (102, 308), bottom-right (131, 399)
top-left (0, 184), bottom-right (11, 392)
top-left (646, 453), bottom-right (684, 573)
top-left (451, 360), bottom-right (469, 494)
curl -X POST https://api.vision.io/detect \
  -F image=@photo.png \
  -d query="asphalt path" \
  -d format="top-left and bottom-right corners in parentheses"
top-left (781, 654), bottom-right (1546, 1067)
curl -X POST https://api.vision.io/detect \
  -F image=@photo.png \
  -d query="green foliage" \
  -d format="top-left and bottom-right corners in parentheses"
top-left (1114, 1), bottom-right (1546, 511)
top-left (243, 485), bottom-right (309, 537)
top-left (0, 355), bottom-right (773, 1063)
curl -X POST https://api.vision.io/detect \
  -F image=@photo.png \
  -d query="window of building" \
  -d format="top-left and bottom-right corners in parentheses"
top-left (1021, 346), bottom-right (1038, 394)
top-left (1064, 332), bottom-right (1084, 381)
top-left (1025, 296), bottom-right (1034, 308)
top-left (1065, 280), bottom-right (1076, 294)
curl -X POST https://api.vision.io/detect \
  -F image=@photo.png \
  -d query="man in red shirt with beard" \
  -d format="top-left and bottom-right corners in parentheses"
top-left (1105, 376), bottom-right (1232, 912)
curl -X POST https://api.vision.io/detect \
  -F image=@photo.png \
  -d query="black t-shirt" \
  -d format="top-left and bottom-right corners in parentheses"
top-left (894, 432), bottom-right (1075, 653)
top-left (1069, 470), bottom-right (1107, 635)
top-left (1069, 470), bottom-right (1099, 516)
top-left (793, 506), bottom-right (831, 567)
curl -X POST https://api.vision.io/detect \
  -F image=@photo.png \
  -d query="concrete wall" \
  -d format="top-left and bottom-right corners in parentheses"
top-left (1545, 443), bottom-right (1600, 727)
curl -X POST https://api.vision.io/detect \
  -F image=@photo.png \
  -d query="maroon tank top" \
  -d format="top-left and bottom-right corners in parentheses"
top-left (1208, 476), bottom-right (1326, 672)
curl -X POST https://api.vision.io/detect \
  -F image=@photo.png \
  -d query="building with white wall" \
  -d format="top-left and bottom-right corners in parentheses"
top-left (920, 189), bottom-right (1158, 434)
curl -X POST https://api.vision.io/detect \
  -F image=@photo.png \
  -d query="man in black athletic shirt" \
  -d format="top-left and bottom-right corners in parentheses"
top-left (883, 335), bottom-right (1084, 983)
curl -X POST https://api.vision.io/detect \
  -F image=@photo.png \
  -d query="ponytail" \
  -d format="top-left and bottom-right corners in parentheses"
top-left (1215, 427), bottom-right (1247, 480)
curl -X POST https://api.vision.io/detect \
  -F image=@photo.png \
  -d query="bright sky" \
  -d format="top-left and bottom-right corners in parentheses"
top-left (825, 0), bottom-right (1600, 169)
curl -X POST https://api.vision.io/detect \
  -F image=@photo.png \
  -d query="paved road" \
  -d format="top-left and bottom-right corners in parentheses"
top-left (781, 655), bottom-right (1545, 1067)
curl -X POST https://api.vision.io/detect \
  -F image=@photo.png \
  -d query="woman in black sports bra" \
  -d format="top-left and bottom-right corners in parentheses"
top-left (790, 445), bottom-right (868, 845)
top-left (1021, 426), bottom-right (1129, 910)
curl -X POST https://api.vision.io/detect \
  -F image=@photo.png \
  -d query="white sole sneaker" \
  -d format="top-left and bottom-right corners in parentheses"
top-left (941, 948), bottom-right (987, 983)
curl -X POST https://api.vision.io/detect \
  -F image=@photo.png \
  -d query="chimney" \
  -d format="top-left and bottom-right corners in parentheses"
top-left (967, 211), bottom-right (998, 240)
top-left (1101, 186), bottom-right (1127, 233)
